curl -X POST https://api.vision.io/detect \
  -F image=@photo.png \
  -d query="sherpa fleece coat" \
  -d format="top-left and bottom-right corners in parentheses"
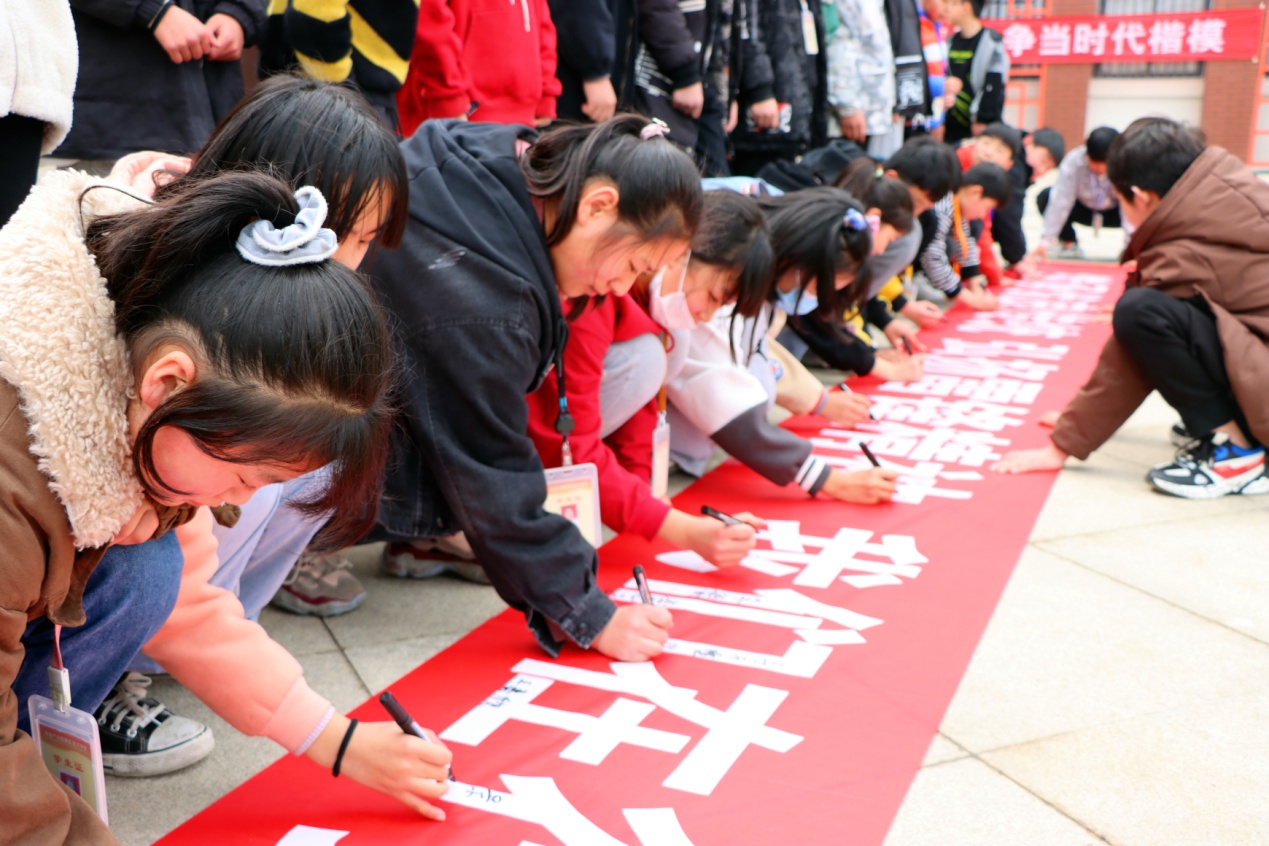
top-left (0, 171), bottom-right (333, 845)
top-left (1052, 146), bottom-right (1269, 460)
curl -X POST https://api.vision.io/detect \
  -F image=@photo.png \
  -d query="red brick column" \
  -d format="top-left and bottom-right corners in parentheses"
top-left (1041, 0), bottom-right (1098, 147)
top-left (1201, 0), bottom-right (1263, 158)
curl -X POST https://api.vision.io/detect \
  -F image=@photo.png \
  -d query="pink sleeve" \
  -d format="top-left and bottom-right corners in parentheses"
top-left (141, 509), bottom-right (333, 754)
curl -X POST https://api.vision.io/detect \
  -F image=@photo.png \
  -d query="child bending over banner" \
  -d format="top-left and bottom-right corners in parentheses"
top-left (996, 118), bottom-right (1269, 499)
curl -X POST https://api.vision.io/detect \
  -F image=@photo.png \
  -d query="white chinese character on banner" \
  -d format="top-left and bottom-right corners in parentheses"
top-left (1147, 19), bottom-right (1186, 55)
top-left (1111, 21), bottom-right (1148, 55)
top-left (439, 775), bottom-right (701, 846)
top-left (867, 395), bottom-right (1028, 432)
top-left (1038, 23), bottom-right (1072, 56)
top-left (1001, 22), bottom-right (1038, 57)
top-left (1186, 18), bottom-right (1226, 54)
top-left (876, 375), bottom-right (1044, 405)
top-left (1072, 21), bottom-right (1109, 55)
top-left (937, 338), bottom-right (1071, 362)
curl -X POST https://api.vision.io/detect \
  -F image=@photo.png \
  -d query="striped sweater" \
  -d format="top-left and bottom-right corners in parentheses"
top-left (260, 0), bottom-right (418, 100)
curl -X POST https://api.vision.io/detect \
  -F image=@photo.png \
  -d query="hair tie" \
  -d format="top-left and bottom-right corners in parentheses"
top-left (640, 118), bottom-right (671, 141)
top-left (843, 208), bottom-right (868, 232)
top-left (236, 186), bottom-right (339, 267)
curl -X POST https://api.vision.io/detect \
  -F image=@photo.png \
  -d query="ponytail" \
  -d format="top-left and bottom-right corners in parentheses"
top-left (523, 114), bottom-right (703, 246)
top-left (85, 171), bottom-right (395, 548)
top-left (758, 187), bottom-right (874, 315)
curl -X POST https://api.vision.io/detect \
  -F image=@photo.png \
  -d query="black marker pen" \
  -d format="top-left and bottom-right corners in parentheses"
top-left (859, 441), bottom-right (882, 468)
top-left (900, 336), bottom-right (914, 356)
top-left (700, 505), bottom-right (743, 526)
top-left (380, 691), bottom-right (456, 781)
top-left (633, 565), bottom-right (654, 604)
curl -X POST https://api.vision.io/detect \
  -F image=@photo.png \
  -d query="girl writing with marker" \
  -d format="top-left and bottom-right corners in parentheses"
top-left (365, 115), bottom-right (701, 662)
top-left (0, 168), bottom-right (452, 843)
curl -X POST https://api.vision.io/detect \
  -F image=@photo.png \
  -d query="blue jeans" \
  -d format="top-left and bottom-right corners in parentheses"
top-left (14, 532), bottom-right (183, 734)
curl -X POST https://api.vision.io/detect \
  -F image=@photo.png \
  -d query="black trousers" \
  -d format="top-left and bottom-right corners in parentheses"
top-left (0, 114), bottom-right (44, 228)
top-left (1036, 186), bottom-right (1121, 245)
top-left (1113, 287), bottom-right (1249, 442)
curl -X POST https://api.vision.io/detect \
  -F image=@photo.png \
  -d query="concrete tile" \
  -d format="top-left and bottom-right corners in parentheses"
top-left (343, 633), bottom-right (466, 694)
top-left (321, 551), bottom-right (506, 650)
top-left (921, 733), bottom-right (970, 767)
top-left (104, 651), bottom-right (366, 846)
top-left (1028, 449), bottom-right (1267, 542)
top-left (256, 605), bottom-right (342, 658)
top-left (983, 693), bottom-right (1269, 846)
top-left (940, 547), bottom-right (1269, 753)
top-left (882, 757), bottom-right (1101, 846)
top-left (1039, 510), bottom-right (1269, 646)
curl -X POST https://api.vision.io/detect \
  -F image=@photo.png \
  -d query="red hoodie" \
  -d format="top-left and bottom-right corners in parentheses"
top-left (397, 0), bottom-right (562, 134)
top-left (527, 295), bottom-right (671, 541)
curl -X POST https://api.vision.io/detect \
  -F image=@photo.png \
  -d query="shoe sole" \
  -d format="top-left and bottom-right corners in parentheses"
top-left (271, 586), bottom-right (367, 617)
top-left (1149, 469), bottom-right (1269, 499)
top-left (102, 727), bottom-right (215, 778)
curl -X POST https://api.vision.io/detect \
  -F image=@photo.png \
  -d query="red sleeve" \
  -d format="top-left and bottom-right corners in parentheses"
top-left (526, 299), bottom-right (671, 540)
top-left (979, 215), bottom-right (1001, 286)
top-left (536, 0), bottom-right (561, 118)
top-left (400, 0), bottom-right (473, 134)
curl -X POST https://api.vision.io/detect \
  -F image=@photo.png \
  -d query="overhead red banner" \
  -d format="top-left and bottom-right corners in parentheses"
top-left (984, 8), bottom-right (1264, 64)
top-left (158, 264), bottom-right (1124, 846)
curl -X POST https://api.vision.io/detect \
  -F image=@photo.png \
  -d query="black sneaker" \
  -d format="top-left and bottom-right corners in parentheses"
top-left (1147, 433), bottom-right (1269, 499)
top-left (94, 673), bottom-right (215, 777)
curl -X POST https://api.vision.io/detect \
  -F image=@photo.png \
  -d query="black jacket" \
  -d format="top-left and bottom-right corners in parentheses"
top-left (549, 0), bottom-right (637, 120)
top-left (59, 0), bottom-right (265, 159)
top-left (630, 0), bottom-right (718, 149)
top-left (364, 121), bottom-right (614, 656)
top-left (730, 0), bottom-right (828, 157)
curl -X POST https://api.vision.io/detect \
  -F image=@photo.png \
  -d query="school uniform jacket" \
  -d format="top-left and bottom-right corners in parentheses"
top-left (365, 121), bottom-right (614, 655)
top-left (526, 295), bottom-right (672, 541)
top-left (1052, 147), bottom-right (1269, 459)
top-left (0, 171), bottom-right (337, 845)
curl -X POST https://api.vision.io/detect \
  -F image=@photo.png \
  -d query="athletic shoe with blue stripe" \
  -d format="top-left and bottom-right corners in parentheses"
top-left (1148, 432), bottom-right (1269, 499)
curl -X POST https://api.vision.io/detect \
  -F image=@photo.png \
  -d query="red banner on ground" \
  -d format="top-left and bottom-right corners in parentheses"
top-left (157, 264), bottom-right (1124, 846)
top-left (984, 8), bottom-right (1264, 64)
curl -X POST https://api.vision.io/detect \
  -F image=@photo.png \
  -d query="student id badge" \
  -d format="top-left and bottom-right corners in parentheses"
top-left (544, 462), bottom-right (603, 548)
top-left (29, 694), bottom-right (109, 823)
top-left (651, 414), bottom-right (672, 501)
top-left (799, 0), bottom-right (819, 54)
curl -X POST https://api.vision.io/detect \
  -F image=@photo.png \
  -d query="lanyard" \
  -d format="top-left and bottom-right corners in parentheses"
top-left (656, 331), bottom-right (673, 417)
top-left (553, 324), bottom-right (575, 466)
top-left (951, 195), bottom-right (969, 274)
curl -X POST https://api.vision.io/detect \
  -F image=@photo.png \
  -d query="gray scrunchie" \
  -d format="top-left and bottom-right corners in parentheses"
top-left (235, 186), bottom-right (339, 267)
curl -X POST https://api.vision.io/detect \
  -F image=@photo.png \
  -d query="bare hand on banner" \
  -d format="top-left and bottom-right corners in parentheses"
top-left (901, 299), bottom-right (945, 328)
top-left (592, 603), bottom-right (673, 661)
top-left (822, 391), bottom-right (873, 428)
top-left (821, 467), bottom-right (899, 504)
top-left (306, 716), bottom-right (453, 820)
top-left (992, 443), bottom-right (1070, 474)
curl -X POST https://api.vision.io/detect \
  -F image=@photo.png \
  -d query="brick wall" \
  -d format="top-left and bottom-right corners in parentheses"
top-left (1040, 0), bottom-right (1098, 147)
top-left (1201, 0), bottom-right (1262, 158)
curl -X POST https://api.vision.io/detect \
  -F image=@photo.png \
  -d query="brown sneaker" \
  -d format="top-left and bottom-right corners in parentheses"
top-left (382, 534), bottom-right (491, 584)
top-left (271, 551), bottom-right (366, 616)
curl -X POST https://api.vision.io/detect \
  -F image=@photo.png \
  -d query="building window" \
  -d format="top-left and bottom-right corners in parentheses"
top-left (1094, 0), bottom-right (1207, 78)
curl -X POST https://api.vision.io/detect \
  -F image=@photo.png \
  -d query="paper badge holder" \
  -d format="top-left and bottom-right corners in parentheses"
top-left (651, 414), bottom-right (672, 501)
top-left (543, 462), bottom-right (604, 548)
top-left (29, 686), bottom-right (109, 823)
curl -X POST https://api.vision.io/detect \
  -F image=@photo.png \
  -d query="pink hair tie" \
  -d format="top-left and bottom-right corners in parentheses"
top-left (640, 119), bottom-right (671, 140)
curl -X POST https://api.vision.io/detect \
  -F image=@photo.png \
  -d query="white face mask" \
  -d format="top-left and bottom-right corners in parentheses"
top-left (647, 252), bottom-right (698, 330)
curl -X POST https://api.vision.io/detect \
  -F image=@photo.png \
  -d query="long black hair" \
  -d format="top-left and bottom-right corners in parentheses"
top-left (835, 157), bottom-right (915, 234)
top-left (758, 187), bottom-right (874, 315)
top-left (522, 114), bottom-right (703, 246)
top-left (86, 171), bottom-right (395, 548)
top-left (164, 74), bottom-right (408, 249)
top-left (695, 190), bottom-right (773, 319)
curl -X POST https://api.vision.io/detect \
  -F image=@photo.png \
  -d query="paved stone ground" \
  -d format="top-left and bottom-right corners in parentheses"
top-left (49, 164), bottom-right (1267, 845)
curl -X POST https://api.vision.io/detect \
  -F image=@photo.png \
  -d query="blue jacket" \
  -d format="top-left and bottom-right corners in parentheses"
top-left (363, 121), bottom-right (615, 656)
